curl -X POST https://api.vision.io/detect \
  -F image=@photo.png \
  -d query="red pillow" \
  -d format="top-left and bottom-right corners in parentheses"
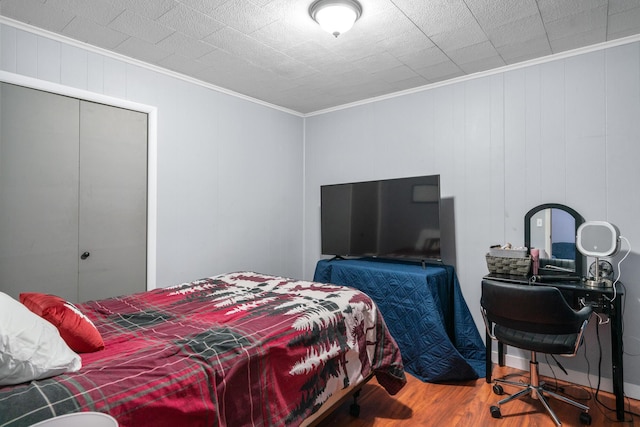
top-left (19, 293), bottom-right (104, 353)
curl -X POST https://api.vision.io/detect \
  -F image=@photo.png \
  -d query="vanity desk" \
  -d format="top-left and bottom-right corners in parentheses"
top-left (483, 273), bottom-right (625, 421)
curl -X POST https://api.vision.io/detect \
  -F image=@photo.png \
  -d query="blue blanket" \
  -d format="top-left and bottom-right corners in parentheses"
top-left (314, 258), bottom-right (485, 382)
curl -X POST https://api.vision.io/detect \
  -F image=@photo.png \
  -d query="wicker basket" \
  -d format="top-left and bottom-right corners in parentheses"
top-left (485, 254), bottom-right (531, 276)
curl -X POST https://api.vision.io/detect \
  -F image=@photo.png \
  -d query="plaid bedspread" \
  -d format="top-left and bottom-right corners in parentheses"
top-left (0, 272), bottom-right (406, 427)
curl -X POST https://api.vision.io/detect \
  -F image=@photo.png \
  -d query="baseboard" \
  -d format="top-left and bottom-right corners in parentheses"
top-left (491, 350), bottom-right (640, 400)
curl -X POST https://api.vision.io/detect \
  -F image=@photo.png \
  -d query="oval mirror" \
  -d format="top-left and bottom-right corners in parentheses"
top-left (524, 203), bottom-right (585, 276)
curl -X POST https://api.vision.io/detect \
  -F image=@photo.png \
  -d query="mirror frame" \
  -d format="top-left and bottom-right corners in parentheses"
top-left (524, 203), bottom-right (585, 276)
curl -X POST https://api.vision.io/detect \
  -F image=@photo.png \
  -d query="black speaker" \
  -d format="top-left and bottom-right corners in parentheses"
top-left (576, 221), bottom-right (620, 258)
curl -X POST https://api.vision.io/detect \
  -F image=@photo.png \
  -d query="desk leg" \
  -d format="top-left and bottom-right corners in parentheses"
top-left (486, 331), bottom-right (492, 383)
top-left (611, 300), bottom-right (625, 421)
top-left (485, 335), bottom-right (506, 383)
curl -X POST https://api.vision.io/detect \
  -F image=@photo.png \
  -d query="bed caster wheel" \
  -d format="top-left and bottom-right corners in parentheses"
top-left (490, 405), bottom-right (502, 419)
top-left (492, 384), bottom-right (504, 395)
top-left (579, 412), bottom-right (592, 425)
top-left (349, 403), bottom-right (360, 417)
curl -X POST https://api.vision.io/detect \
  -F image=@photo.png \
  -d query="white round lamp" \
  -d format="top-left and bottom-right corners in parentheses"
top-left (309, 0), bottom-right (362, 38)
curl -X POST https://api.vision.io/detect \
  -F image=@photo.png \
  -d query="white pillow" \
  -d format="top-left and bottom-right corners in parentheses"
top-left (0, 292), bottom-right (81, 386)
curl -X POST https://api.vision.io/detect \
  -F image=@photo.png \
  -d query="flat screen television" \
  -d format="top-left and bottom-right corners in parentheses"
top-left (321, 174), bottom-right (442, 262)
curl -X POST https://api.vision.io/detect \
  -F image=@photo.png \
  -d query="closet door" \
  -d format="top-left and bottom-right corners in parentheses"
top-left (0, 83), bottom-right (80, 302)
top-left (78, 101), bottom-right (147, 301)
top-left (0, 83), bottom-right (148, 303)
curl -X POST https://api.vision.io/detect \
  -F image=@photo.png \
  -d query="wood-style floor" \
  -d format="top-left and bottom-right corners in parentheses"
top-left (316, 366), bottom-right (640, 426)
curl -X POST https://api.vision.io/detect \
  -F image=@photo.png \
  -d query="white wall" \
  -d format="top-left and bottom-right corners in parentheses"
top-left (303, 41), bottom-right (640, 398)
top-left (0, 22), bottom-right (305, 287)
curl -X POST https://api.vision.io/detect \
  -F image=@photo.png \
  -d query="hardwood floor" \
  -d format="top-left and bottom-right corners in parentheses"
top-left (316, 366), bottom-right (640, 426)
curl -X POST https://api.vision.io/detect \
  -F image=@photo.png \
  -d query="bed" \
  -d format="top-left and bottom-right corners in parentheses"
top-left (0, 272), bottom-right (406, 427)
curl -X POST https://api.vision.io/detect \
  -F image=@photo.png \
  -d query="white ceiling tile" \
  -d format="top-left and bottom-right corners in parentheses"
top-left (249, 0), bottom-right (275, 7)
top-left (352, 4), bottom-right (417, 41)
top-left (608, 0), bottom-right (640, 15)
top-left (204, 26), bottom-right (288, 71)
top-left (340, 78), bottom-right (395, 99)
top-left (196, 48), bottom-right (253, 70)
top-left (299, 55), bottom-right (360, 76)
top-left (396, 46), bottom-right (451, 70)
top-left (156, 3), bottom-right (224, 40)
top-left (213, 0), bottom-right (278, 34)
top-left (110, 0), bottom-right (178, 21)
top-left (156, 52), bottom-right (210, 76)
top-left (268, 56), bottom-right (318, 80)
top-left (394, 0), bottom-right (477, 35)
top-left (457, 54), bottom-right (507, 74)
top-left (377, 30), bottom-right (435, 60)
top-left (178, 0), bottom-right (234, 17)
top-left (156, 32), bottom-right (216, 60)
top-left (109, 9), bottom-right (173, 44)
top-left (326, 39), bottom-right (387, 61)
top-left (372, 65), bottom-right (421, 84)
top-left (496, 35), bottom-right (552, 63)
top-left (544, 6), bottom-right (607, 41)
top-left (607, 5), bottom-right (640, 38)
top-left (430, 22), bottom-right (489, 52)
top-left (465, 0), bottom-right (540, 29)
top-left (484, 14), bottom-right (547, 48)
top-left (259, 0), bottom-right (309, 24)
top-left (537, 0), bottom-right (607, 23)
top-left (390, 75), bottom-right (431, 91)
top-left (549, 28), bottom-right (607, 52)
top-left (284, 40), bottom-right (337, 63)
top-left (353, 52), bottom-right (403, 74)
top-left (447, 40), bottom-right (501, 65)
top-left (45, 0), bottom-right (123, 26)
top-left (415, 60), bottom-right (464, 82)
top-left (251, 19), bottom-right (314, 53)
top-left (0, 0), bottom-right (74, 32)
top-left (62, 16), bottom-right (129, 49)
top-left (113, 36), bottom-right (171, 63)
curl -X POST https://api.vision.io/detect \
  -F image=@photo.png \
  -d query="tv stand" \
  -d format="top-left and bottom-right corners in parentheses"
top-left (314, 258), bottom-right (486, 382)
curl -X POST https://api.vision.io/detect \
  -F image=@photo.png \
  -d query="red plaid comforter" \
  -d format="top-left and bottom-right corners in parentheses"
top-left (0, 272), bottom-right (406, 427)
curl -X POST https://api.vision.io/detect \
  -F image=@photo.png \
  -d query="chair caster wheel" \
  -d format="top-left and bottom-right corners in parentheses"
top-left (490, 405), bottom-right (502, 419)
top-left (492, 384), bottom-right (504, 395)
top-left (349, 403), bottom-right (360, 417)
top-left (579, 412), bottom-right (592, 425)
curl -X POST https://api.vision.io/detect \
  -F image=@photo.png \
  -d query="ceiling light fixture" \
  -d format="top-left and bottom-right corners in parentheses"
top-left (309, 0), bottom-right (362, 38)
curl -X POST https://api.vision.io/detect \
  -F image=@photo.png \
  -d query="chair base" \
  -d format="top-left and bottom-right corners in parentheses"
top-left (490, 356), bottom-right (591, 426)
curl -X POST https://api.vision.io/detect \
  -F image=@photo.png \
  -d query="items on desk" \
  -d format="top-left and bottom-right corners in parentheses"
top-left (486, 243), bottom-right (531, 276)
top-left (530, 248), bottom-right (539, 275)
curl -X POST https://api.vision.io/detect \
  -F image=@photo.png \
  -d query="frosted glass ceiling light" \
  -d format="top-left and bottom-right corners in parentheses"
top-left (309, 0), bottom-right (362, 38)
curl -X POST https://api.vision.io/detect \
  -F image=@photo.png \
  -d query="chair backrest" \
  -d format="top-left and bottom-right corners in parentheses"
top-left (481, 279), bottom-right (591, 336)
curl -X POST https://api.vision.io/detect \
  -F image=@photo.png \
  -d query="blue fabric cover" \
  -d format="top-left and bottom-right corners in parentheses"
top-left (314, 258), bottom-right (485, 382)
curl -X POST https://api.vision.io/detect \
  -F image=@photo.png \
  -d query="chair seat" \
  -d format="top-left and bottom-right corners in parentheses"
top-left (495, 325), bottom-right (579, 355)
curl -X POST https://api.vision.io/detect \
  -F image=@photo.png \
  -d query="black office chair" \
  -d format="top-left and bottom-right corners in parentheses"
top-left (481, 279), bottom-right (593, 426)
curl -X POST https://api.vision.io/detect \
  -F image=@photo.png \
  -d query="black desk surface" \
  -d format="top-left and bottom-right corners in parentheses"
top-left (483, 274), bottom-right (623, 313)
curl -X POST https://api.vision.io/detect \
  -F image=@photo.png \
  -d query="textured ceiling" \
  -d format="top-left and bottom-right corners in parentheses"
top-left (1, 0), bottom-right (640, 114)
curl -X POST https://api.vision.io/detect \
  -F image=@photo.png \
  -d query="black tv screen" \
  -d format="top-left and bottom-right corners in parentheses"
top-left (321, 175), bottom-right (441, 261)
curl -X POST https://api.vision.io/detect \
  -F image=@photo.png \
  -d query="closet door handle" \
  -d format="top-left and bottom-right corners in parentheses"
top-left (81, 251), bottom-right (90, 260)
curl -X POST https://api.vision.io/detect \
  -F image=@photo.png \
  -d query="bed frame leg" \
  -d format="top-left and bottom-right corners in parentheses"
top-left (349, 389), bottom-right (361, 417)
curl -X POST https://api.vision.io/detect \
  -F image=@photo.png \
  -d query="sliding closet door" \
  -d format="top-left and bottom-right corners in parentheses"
top-left (0, 83), bottom-right (80, 302)
top-left (78, 101), bottom-right (147, 301)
